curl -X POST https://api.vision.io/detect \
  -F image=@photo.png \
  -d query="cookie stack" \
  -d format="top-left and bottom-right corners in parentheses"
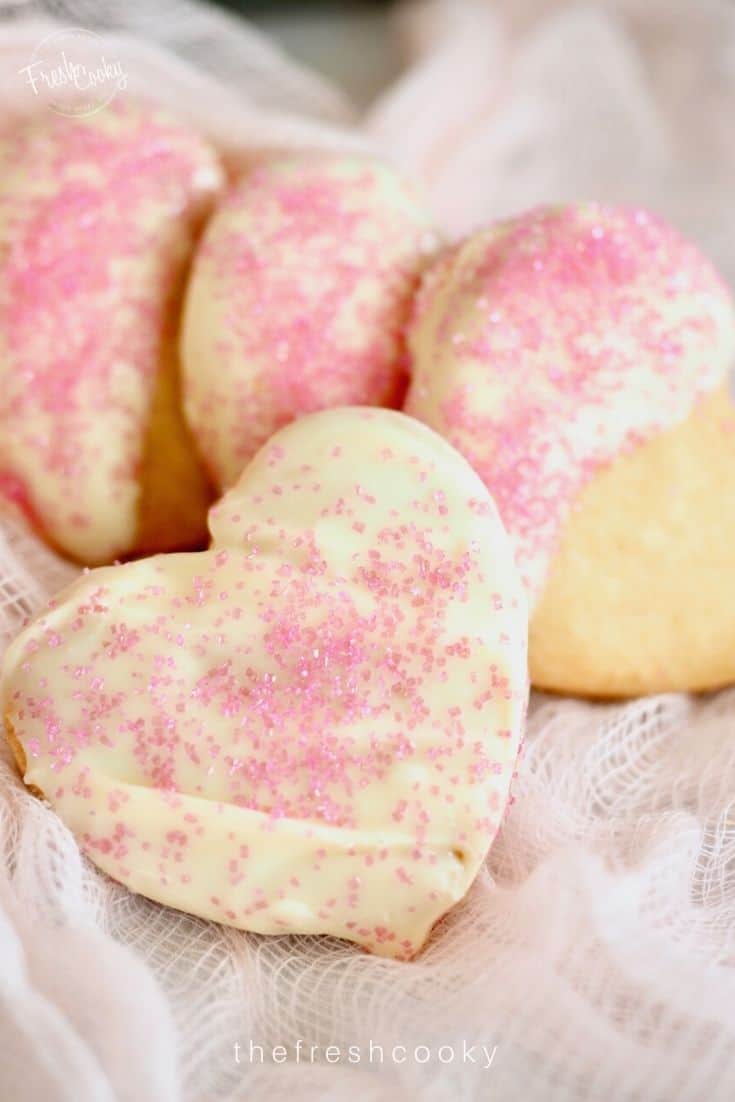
top-left (1, 99), bottom-right (732, 957)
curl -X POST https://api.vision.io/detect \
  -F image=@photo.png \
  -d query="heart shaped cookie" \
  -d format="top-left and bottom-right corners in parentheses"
top-left (405, 203), bottom-right (735, 695)
top-left (0, 99), bottom-right (223, 564)
top-left (2, 408), bottom-right (527, 958)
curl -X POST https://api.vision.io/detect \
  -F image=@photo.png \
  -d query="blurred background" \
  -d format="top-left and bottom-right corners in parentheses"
top-left (215, 0), bottom-right (402, 106)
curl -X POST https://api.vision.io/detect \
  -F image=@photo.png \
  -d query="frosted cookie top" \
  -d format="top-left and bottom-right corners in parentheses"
top-left (181, 153), bottom-right (437, 489)
top-left (405, 203), bottom-right (735, 599)
top-left (2, 407), bottom-right (527, 959)
top-left (0, 99), bottom-right (223, 563)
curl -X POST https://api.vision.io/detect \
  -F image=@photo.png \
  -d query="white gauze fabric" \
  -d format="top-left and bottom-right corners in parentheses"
top-left (0, 1), bottom-right (735, 1100)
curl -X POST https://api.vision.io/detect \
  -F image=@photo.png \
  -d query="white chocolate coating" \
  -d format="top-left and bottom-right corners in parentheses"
top-left (0, 100), bottom-right (223, 563)
top-left (405, 204), bottom-right (735, 600)
top-left (181, 154), bottom-right (437, 489)
top-left (2, 408), bottom-right (527, 959)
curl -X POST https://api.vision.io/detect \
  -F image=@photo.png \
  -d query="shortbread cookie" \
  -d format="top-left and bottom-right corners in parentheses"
top-left (181, 154), bottom-right (436, 489)
top-left (405, 203), bottom-right (735, 695)
top-left (0, 100), bottom-right (223, 564)
top-left (2, 408), bottom-right (527, 958)
top-left (529, 387), bottom-right (735, 695)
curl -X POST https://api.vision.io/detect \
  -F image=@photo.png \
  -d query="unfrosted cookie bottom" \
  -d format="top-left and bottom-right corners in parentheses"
top-left (530, 387), bottom-right (735, 697)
